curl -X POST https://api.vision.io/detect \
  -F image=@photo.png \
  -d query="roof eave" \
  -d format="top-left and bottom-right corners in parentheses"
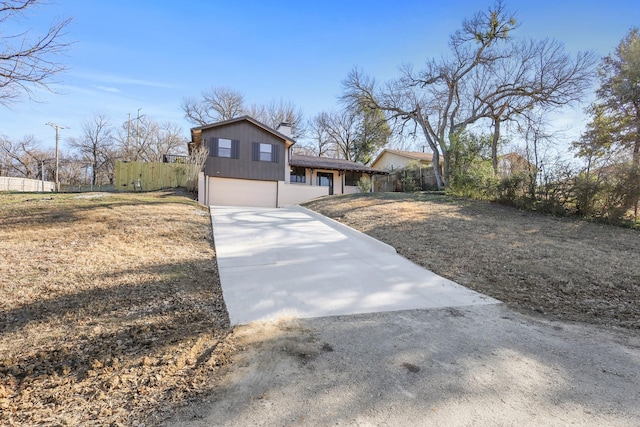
top-left (190, 115), bottom-right (296, 147)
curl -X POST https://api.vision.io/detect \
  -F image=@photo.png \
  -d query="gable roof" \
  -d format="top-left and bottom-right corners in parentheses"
top-left (290, 154), bottom-right (387, 174)
top-left (372, 149), bottom-right (435, 165)
top-left (190, 115), bottom-right (296, 148)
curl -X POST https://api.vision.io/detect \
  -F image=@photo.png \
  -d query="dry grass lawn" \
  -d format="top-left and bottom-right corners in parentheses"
top-left (3, 189), bottom-right (638, 425)
top-left (305, 192), bottom-right (640, 332)
top-left (0, 191), bottom-right (236, 426)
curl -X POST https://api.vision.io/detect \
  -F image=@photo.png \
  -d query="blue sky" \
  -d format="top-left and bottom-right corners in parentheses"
top-left (2, 0), bottom-right (638, 154)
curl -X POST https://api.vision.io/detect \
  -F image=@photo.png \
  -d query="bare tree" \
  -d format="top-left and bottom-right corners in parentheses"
top-left (0, 0), bottom-right (72, 105)
top-left (313, 110), bottom-right (359, 160)
top-left (246, 99), bottom-right (306, 139)
top-left (186, 143), bottom-right (209, 193)
top-left (152, 121), bottom-right (187, 160)
top-left (343, 1), bottom-right (595, 188)
top-left (117, 117), bottom-right (187, 162)
top-left (0, 134), bottom-right (52, 178)
top-left (181, 87), bottom-right (245, 125)
top-left (68, 114), bottom-right (116, 185)
top-left (479, 38), bottom-right (596, 173)
top-left (0, 136), bottom-right (12, 176)
top-left (182, 87), bottom-right (306, 138)
top-left (304, 105), bottom-right (391, 163)
top-left (305, 113), bottom-right (333, 157)
top-left (56, 151), bottom-right (85, 185)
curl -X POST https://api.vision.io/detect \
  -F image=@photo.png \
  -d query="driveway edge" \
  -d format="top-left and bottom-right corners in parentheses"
top-left (291, 205), bottom-right (397, 255)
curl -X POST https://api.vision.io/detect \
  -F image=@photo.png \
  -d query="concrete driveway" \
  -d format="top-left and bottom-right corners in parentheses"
top-left (166, 206), bottom-right (640, 426)
top-left (210, 205), bottom-right (497, 325)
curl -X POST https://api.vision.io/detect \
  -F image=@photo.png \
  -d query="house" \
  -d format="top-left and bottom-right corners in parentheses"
top-left (371, 149), bottom-right (439, 172)
top-left (497, 152), bottom-right (535, 178)
top-left (371, 149), bottom-right (443, 190)
top-left (190, 116), bottom-right (386, 207)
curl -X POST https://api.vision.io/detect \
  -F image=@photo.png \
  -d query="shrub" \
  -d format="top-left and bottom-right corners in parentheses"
top-left (356, 175), bottom-right (372, 193)
top-left (401, 175), bottom-right (418, 192)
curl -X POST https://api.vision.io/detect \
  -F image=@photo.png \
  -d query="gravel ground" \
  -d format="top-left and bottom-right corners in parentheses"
top-left (167, 305), bottom-right (640, 426)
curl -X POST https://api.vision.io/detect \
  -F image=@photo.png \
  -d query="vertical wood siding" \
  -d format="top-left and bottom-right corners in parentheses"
top-left (202, 121), bottom-right (286, 181)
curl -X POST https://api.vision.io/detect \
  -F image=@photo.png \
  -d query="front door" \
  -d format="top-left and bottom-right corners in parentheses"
top-left (317, 172), bottom-right (334, 195)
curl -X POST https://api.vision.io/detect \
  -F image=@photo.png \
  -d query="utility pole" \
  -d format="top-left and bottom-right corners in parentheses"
top-left (45, 122), bottom-right (67, 192)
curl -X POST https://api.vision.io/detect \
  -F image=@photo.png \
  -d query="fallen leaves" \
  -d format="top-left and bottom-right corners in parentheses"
top-left (0, 191), bottom-right (236, 426)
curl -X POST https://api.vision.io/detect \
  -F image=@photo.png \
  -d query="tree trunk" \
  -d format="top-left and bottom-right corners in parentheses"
top-left (633, 118), bottom-right (640, 167)
top-left (492, 118), bottom-right (501, 175)
top-left (92, 151), bottom-right (98, 186)
top-left (442, 149), bottom-right (451, 188)
top-left (431, 150), bottom-right (444, 189)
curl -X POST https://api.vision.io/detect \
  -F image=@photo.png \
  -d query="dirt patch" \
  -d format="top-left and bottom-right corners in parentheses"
top-left (164, 306), bottom-right (640, 427)
top-left (304, 192), bottom-right (640, 332)
top-left (0, 191), bottom-right (236, 426)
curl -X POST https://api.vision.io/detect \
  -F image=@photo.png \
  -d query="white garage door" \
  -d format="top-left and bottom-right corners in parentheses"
top-left (207, 177), bottom-right (277, 207)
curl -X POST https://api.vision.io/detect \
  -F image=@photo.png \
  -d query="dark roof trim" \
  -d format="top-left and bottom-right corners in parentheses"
top-left (190, 115), bottom-right (296, 147)
top-left (290, 155), bottom-right (387, 174)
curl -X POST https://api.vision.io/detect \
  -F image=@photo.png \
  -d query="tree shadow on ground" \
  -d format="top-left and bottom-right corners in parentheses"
top-left (167, 305), bottom-right (640, 426)
top-left (0, 259), bottom-right (234, 424)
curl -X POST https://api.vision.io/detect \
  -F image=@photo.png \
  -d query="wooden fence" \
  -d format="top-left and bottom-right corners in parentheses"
top-left (0, 176), bottom-right (55, 192)
top-left (373, 165), bottom-right (438, 192)
top-left (114, 161), bottom-right (199, 192)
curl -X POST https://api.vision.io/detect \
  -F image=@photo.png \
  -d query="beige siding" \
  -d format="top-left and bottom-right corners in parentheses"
top-left (371, 152), bottom-right (412, 171)
top-left (308, 169), bottom-right (339, 194)
top-left (208, 177), bottom-right (277, 207)
top-left (343, 186), bottom-right (359, 194)
top-left (277, 182), bottom-right (328, 206)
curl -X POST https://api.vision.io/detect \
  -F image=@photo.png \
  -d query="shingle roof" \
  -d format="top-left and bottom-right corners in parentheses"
top-left (290, 154), bottom-right (387, 174)
top-left (374, 149), bottom-right (434, 163)
top-left (190, 115), bottom-right (296, 147)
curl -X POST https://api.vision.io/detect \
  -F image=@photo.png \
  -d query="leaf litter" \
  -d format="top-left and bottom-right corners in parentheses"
top-left (0, 191), bottom-right (237, 426)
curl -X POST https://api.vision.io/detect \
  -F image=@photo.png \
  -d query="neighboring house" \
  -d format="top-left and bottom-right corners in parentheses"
top-left (190, 116), bottom-right (386, 207)
top-left (371, 149), bottom-right (443, 190)
top-left (497, 152), bottom-right (535, 178)
top-left (372, 148), bottom-right (533, 178)
top-left (371, 149), bottom-right (439, 172)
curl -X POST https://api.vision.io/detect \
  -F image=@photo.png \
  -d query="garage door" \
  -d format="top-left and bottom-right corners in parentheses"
top-left (207, 177), bottom-right (277, 207)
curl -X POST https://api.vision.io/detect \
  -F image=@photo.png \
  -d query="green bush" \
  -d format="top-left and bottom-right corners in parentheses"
top-left (401, 175), bottom-right (418, 192)
top-left (356, 175), bottom-right (372, 193)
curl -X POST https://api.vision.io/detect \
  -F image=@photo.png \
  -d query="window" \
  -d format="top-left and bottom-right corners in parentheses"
top-left (345, 171), bottom-right (363, 186)
top-left (218, 138), bottom-right (232, 158)
top-left (210, 137), bottom-right (239, 159)
top-left (259, 143), bottom-right (272, 161)
top-left (252, 142), bottom-right (279, 162)
top-left (290, 166), bottom-right (306, 183)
